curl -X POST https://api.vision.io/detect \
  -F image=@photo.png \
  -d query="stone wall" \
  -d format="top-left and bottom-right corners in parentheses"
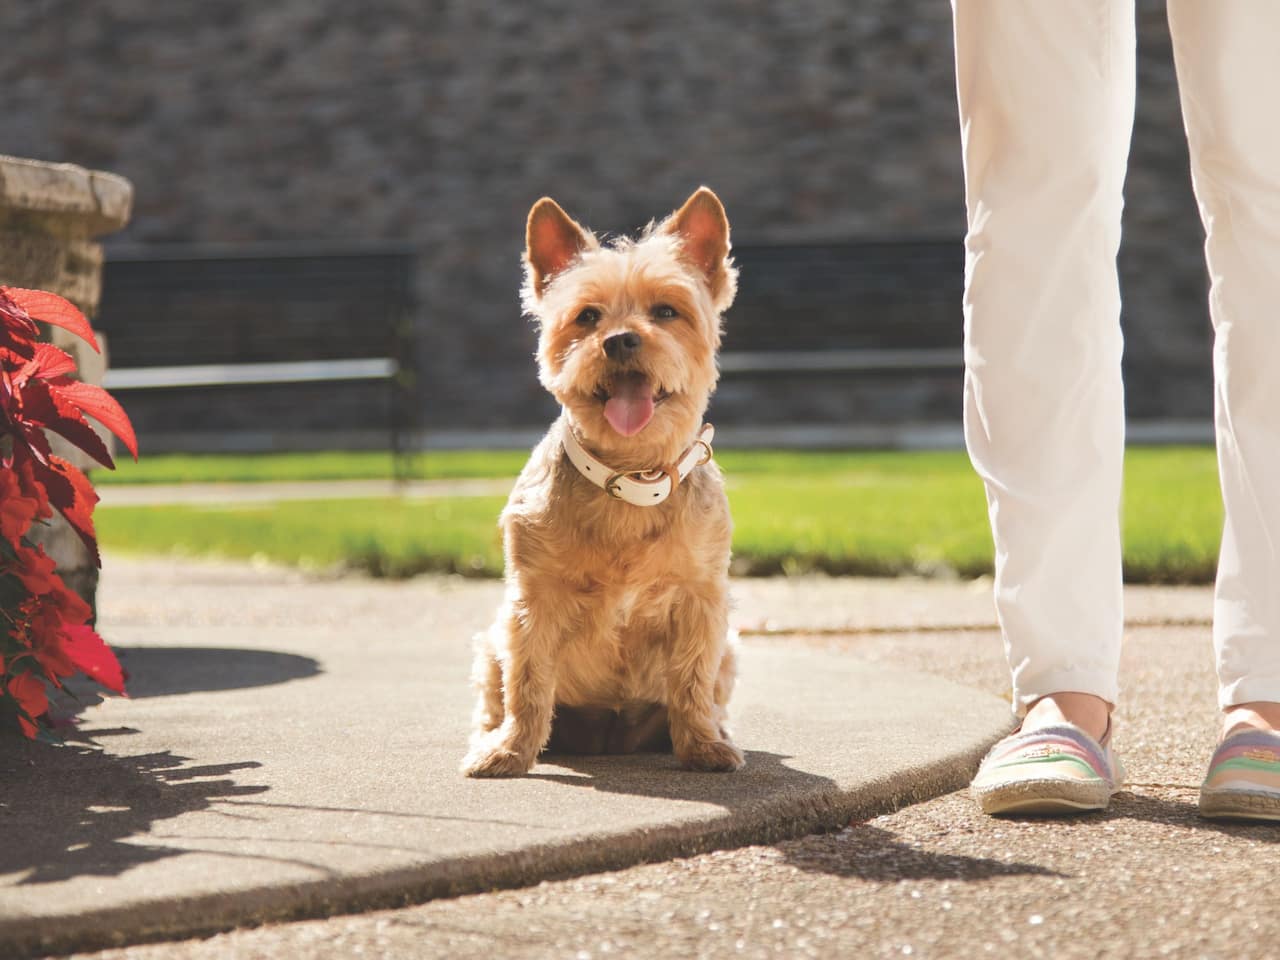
top-left (3, 0), bottom-right (1212, 444)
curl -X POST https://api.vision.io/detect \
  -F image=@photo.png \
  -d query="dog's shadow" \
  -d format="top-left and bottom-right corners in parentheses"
top-left (531, 749), bottom-right (838, 813)
top-left (527, 705), bottom-right (836, 811)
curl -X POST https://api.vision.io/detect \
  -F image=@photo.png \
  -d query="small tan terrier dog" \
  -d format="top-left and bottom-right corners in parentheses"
top-left (462, 187), bottom-right (742, 778)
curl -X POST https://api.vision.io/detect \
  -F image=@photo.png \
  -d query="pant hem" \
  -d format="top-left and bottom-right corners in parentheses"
top-left (1219, 678), bottom-right (1280, 711)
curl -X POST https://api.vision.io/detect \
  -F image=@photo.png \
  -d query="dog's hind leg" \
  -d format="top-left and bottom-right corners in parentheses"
top-left (711, 629), bottom-right (738, 741)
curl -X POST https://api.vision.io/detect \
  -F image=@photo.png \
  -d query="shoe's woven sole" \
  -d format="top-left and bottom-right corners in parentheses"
top-left (1199, 789), bottom-right (1280, 822)
top-left (1199, 729), bottom-right (1280, 821)
top-left (971, 724), bottom-right (1123, 817)
top-left (975, 778), bottom-right (1113, 816)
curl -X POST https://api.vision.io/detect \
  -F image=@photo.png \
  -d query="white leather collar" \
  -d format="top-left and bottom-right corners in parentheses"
top-left (562, 421), bottom-right (715, 507)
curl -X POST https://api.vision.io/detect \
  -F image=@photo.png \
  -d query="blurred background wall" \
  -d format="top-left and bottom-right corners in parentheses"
top-left (3, 0), bottom-right (1212, 451)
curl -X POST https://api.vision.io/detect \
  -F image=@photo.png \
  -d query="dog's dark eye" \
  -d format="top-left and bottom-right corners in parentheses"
top-left (651, 304), bottom-right (678, 321)
top-left (575, 308), bottom-right (601, 327)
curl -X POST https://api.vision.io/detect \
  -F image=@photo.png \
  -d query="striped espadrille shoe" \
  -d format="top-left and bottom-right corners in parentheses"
top-left (1199, 729), bottom-right (1280, 822)
top-left (971, 722), bottom-right (1122, 816)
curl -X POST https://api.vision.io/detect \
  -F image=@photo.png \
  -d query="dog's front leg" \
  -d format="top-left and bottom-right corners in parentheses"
top-left (667, 584), bottom-right (744, 772)
top-left (461, 595), bottom-right (559, 777)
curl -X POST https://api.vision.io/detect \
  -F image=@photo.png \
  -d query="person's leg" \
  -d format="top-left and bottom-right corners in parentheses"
top-left (952, 0), bottom-right (1135, 738)
top-left (1167, 2), bottom-right (1280, 736)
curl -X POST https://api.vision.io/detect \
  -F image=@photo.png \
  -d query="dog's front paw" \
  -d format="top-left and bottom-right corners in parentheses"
top-left (461, 734), bottom-right (536, 778)
top-left (678, 737), bottom-right (745, 773)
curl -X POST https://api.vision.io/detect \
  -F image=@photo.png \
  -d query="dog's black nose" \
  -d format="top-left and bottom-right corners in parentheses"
top-left (603, 331), bottom-right (642, 360)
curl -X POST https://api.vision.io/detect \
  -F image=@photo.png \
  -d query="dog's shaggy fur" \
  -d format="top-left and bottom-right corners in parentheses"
top-left (461, 188), bottom-right (742, 777)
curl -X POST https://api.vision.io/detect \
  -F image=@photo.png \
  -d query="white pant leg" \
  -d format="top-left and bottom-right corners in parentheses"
top-left (1167, 2), bottom-right (1280, 709)
top-left (951, 1), bottom-right (1135, 714)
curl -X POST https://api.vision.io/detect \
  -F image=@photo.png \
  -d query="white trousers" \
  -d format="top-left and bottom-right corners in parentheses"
top-left (952, 1), bottom-right (1280, 713)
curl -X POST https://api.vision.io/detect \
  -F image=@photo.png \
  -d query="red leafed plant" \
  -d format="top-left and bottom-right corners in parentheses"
top-left (1, 285), bottom-right (137, 739)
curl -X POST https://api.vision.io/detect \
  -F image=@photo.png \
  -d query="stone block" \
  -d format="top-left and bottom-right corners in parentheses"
top-left (0, 155), bottom-right (133, 614)
top-left (0, 154), bottom-right (132, 236)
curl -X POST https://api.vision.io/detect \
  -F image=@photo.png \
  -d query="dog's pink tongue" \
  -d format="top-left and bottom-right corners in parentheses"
top-left (603, 373), bottom-right (655, 437)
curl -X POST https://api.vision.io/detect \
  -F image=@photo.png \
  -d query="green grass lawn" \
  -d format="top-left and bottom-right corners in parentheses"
top-left (94, 448), bottom-right (1224, 583)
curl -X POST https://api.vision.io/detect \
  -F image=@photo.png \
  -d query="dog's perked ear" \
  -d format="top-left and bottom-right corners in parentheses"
top-left (663, 187), bottom-right (733, 302)
top-left (525, 198), bottom-right (591, 297)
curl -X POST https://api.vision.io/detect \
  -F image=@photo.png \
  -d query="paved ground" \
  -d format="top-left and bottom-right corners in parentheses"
top-left (5, 556), bottom-right (1274, 959)
top-left (1, 558), bottom-right (1016, 959)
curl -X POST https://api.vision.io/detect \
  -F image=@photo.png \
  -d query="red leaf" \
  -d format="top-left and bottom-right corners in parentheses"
top-left (61, 625), bottom-right (126, 695)
top-left (11, 542), bottom-right (61, 595)
top-left (0, 469), bottom-right (41, 549)
top-left (5, 670), bottom-right (50, 736)
top-left (0, 342), bottom-right (35, 366)
top-left (0, 370), bottom-right (14, 444)
top-left (47, 378), bottom-right (138, 460)
top-left (43, 456), bottom-right (101, 566)
top-left (15, 343), bottom-right (77, 386)
top-left (15, 456), bottom-right (53, 520)
top-left (8, 412), bottom-right (54, 467)
top-left (1, 287), bottom-right (99, 353)
top-left (17, 379), bottom-right (115, 470)
top-left (0, 288), bottom-right (40, 350)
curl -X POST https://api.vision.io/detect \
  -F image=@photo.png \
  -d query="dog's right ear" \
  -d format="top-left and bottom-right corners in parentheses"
top-left (525, 198), bottom-right (590, 298)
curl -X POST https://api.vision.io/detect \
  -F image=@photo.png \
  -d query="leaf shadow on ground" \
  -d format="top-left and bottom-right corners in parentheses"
top-left (0, 738), bottom-right (268, 885)
top-left (0, 646), bottom-right (322, 886)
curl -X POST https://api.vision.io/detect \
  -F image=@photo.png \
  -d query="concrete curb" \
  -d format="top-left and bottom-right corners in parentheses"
top-left (2, 727), bottom-right (994, 959)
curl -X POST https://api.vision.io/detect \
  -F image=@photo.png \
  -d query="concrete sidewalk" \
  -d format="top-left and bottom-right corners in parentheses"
top-left (0, 558), bottom-right (1018, 958)
top-left (53, 571), bottom-right (1280, 960)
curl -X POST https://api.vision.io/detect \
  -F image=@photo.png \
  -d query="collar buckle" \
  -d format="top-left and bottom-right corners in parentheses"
top-left (692, 436), bottom-right (714, 466)
top-left (604, 472), bottom-right (627, 500)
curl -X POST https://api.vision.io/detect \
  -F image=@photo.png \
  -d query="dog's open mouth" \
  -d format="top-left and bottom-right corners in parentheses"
top-left (594, 372), bottom-right (671, 437)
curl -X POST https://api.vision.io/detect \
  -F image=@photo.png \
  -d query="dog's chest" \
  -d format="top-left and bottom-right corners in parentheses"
top-left (611, 585), bottom-right (644, 626)
top-left (613, 570), bottom-right (683, 622)
top-left (553, 581), bottom-right (678, 707)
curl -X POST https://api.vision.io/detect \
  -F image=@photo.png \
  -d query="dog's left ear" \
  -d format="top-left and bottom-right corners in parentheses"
top-left (663, 187), bottom-right (733, 301)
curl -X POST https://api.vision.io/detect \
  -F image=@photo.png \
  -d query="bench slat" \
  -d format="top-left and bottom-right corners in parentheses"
top-left (718, 348), bottom-right (963, 375)
top-left (103, 358), bottom-right (397, 390)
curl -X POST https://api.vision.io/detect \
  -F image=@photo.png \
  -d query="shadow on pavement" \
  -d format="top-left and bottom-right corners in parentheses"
top-left (536, 754), bottom-right (1060, 881)
top-left (782, 823), bottom-right (1064, 881)
top-left (533, 749), bottom-right (837, 809)
top-left (1108, 790), bottom-right (1280, 841)
top-left (49, 645), bottom-right (322, 721)
top-left (0, 646), bottom-right (316, 886)
top-left (0, 737), bottom-right (267, 885)
top-left (108, 646), bottom-right (322, 698)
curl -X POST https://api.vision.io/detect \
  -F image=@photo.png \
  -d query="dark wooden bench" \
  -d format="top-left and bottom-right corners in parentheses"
top-left (96, 245), bottom-right (417, 469)
top-left (710, 240), bottom-right (965, 441)
top-left (724, 240), bottom-right (963, 370)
